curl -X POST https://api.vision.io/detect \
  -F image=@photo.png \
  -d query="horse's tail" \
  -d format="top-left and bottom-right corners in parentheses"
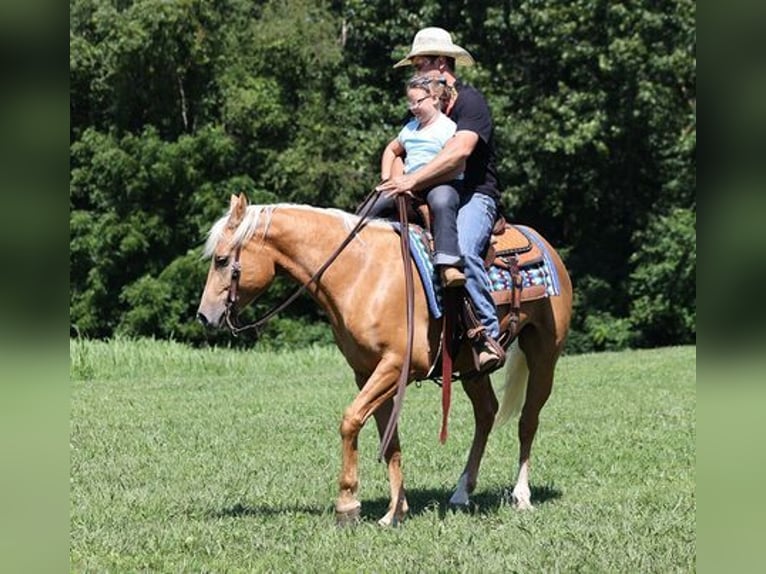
top-left (494, 340), bottom-right (529, 428)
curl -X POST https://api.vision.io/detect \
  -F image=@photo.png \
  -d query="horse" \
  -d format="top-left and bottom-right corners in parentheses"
top-left (196, 193), bottom-right (572, 525)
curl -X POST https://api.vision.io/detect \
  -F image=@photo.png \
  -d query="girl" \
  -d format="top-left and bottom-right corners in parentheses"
top-left (375, 75), bottom-right (466, 287)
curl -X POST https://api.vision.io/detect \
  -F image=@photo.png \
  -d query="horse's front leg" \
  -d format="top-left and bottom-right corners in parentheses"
top-left (449, 373), bottom-right (498, 507)
top-left (335, 361), bottom-right (399, 525)
top-left (370, 395), bottom-right (409, 526)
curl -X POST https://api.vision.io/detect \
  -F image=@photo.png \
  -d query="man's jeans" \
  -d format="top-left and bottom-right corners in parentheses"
top-left (456, 190), bottom-right (500, 341)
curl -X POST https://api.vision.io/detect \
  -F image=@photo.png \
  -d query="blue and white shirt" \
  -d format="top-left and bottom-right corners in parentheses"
top-left (398, 113), bottom-right (463, 179)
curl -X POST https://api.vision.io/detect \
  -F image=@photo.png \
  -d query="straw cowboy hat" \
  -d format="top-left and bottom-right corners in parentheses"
top-left (393, 27), bottom-right (475, 68)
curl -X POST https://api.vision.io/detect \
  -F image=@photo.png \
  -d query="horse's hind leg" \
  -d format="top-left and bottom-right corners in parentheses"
top-left (449, 373), bottom-right (498, 507)
top-left (513, 329), bottom-right (561, 510)
top-left (370, 395), bottom-right (409, 526)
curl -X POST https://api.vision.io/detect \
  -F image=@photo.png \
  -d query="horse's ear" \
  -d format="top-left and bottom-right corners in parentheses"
top-left (227, 193), bottom-right (248, 228)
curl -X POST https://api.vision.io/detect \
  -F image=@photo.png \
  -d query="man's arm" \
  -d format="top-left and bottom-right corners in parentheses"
top-left (377, 130), bottom-right (475, 195)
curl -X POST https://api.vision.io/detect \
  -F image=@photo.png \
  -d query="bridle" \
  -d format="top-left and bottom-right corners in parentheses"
top-left (223, 246), bottom-right (245, 333)
top-left (222, 188), bottom-right (383, 337)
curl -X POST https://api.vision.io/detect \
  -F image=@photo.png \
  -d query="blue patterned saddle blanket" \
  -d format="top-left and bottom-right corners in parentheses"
top-left (392, 223), bottom-right (561, 319)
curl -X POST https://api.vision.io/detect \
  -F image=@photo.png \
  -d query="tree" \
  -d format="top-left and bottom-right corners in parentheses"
top-left (70, 0), bottom-right (696, 351)
top-left (629, 207), bottom-right (696, 347)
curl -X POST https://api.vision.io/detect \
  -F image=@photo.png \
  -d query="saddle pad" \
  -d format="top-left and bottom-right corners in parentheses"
top-left (391, 223), bottom-right (443, 318)
top-left (488, 262), bottom-right (557, 298)
top-left (514, 225), bottom-right (562, 296)
top-left (392, 223), bottom-right (560, 318)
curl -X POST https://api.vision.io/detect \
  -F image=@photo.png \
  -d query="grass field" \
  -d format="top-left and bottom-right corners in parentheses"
top-left (70, 339), bottom-right (695, 572)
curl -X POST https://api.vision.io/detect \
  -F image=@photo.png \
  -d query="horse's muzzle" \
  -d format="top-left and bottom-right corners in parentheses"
top-left (196, 309), bottom-right (225, 329)
top-left (196, 311), bottom-right (212, 327)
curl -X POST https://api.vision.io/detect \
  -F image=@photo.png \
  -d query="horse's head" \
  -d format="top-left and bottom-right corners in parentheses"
top-left (196, 193), bottom-right (276, 329)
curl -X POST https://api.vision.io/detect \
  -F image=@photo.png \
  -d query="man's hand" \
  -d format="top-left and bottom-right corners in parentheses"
top-left (376, 173), bottom-right (418, 198)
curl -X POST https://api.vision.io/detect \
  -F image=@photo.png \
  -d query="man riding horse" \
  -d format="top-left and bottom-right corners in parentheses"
top-left (196, 27), bottom-right (573, 525)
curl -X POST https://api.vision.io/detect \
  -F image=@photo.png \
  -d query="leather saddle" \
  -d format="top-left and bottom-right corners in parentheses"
top-left (415, 205), bottom-right (547, 303)
top-left (486, 217), bottom-right (543, 269)
top-left (486, 217), bottom-right (549, 306)
top-left (413, 208), bottom-right (550, 358)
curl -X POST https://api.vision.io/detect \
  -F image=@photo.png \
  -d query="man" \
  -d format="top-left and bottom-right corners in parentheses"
top-left (376, 27), bottom-right (504, 372)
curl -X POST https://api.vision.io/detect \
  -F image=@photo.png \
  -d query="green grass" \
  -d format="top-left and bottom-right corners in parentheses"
top-left (70, 339), bottom-right (695, 572)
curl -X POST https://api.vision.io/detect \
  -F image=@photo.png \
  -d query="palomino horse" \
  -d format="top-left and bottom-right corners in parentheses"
top-left (197, 193), bottom-right (572, 525)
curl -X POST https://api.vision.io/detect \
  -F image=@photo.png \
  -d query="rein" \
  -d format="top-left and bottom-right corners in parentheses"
top-left (223, 187), bottom-right (382, 336)
top-left (378, 194), bottom-right (416, 461)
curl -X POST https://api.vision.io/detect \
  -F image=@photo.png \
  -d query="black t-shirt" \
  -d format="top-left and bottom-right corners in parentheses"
top-left (448, 81), bottom-right (501, 201)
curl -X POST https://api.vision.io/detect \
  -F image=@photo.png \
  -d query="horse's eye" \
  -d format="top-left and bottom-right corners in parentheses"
top-left (214, 255), bottom-right (229, 269)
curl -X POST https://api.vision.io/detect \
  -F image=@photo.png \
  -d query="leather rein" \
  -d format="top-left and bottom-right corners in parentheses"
top-left (378, 194), bottom-right (415, 460)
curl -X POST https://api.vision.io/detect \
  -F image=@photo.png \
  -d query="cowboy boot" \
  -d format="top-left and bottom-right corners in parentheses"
top-left (477, 339), bottom-right (505, 373)
top-left (441, 266), bottom-right (466, 288)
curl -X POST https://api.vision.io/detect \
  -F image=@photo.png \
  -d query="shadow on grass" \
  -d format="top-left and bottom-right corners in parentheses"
top-left (209, 483), bottom-right (561, 522)
top-left (360, 483), bottom-right (562, 521)
top-left (212, 502), bottom-right (328, 518)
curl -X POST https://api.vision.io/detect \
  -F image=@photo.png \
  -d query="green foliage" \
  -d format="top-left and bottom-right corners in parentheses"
top-left (567, 275), bottom-right (633, 353)
top-left (256, 317), bottom-right (336, 349)
top-left (118, 250), bottom-right (207, 341)
top-left (70, 0), bottom-right (695, 352)
top-left (70, 124), bottom-right (244, 337)
top-left (629, 207), bottom-right (696, 346)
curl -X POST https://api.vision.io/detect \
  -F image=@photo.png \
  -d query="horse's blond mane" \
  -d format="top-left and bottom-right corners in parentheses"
top-left (202, 203), bottom-right (372, 258)
top-left (203, 204), bottom-right (272, 258)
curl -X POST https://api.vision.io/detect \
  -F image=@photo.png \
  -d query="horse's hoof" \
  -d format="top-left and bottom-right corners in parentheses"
top-left (511, 493), bottom-right (534, 511)
top-left (448, 501), bottom-right (474, 514)
top-left (510, 487), bottom-right (534, 510)
top-left (449, 491), bottom-right (470, 507)
top-left (514, 499), bottom-right (534, 511)
top-left (335, 502), bottom-right (361, 527)
top-left (377, 510), bottom-right (406, 527)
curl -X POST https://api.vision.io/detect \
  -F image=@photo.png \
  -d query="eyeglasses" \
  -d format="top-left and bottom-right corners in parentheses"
top-left (407, 94), bottom-right (432, 110)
